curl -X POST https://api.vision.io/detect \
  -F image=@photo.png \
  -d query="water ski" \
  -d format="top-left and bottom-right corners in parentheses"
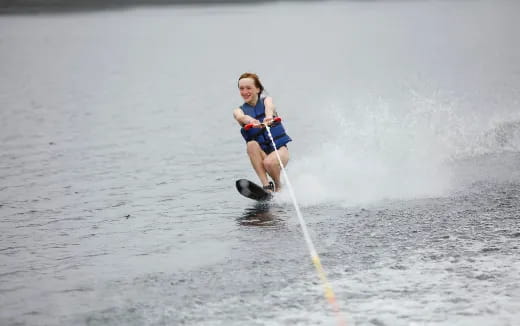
top-left (236, 179), bottom-right (273, 201)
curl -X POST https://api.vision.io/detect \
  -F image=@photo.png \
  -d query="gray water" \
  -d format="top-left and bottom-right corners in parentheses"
top-left (1, 1), bottom-right (519, 325)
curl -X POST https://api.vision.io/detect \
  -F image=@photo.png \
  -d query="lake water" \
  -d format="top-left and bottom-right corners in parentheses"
top-left (1, 1), bottom-right (519, 325)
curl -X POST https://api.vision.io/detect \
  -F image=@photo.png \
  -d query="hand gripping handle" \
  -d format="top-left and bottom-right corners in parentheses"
top-left (244, 117), bottom-right (282, 131)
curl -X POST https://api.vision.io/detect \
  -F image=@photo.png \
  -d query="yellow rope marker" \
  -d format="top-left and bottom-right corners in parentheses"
top-left (265, 122), bottom-right (347, 326)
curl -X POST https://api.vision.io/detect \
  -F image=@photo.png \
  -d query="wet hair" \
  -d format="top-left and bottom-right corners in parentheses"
top-left (238, 72), bottom-right (264, 95)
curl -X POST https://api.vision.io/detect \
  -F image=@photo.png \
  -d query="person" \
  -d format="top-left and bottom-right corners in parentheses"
top-left (233, 73), bottom-right (292, 192)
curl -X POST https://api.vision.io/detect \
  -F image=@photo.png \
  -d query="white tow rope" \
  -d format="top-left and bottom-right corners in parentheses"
top-left (265, 124), bottom-right (346, 326)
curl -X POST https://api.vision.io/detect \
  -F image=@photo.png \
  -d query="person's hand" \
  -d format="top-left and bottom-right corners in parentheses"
top-left (249, 119), bottom-right (262, 128)
top-left (263, 117), bottom-right (274, 126)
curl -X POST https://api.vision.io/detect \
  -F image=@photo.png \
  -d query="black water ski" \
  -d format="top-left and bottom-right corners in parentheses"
top-left (236, 179), bottom-right (273, 201)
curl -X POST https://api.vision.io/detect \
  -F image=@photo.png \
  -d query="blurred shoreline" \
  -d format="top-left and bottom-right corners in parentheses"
top-left (0, 0), bottom-right (316, 15)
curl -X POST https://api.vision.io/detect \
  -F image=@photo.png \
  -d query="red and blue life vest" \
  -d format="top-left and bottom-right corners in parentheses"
top-left (240, 96), bottom-right (292, 154)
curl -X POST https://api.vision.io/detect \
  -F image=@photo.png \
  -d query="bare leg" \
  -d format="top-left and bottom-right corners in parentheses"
top-left (246, 141), bottom-right (269, 186)
top-left (263, 146), bottom-right (289, 191)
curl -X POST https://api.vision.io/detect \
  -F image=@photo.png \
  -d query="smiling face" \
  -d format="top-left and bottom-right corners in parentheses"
top-left (238, 77), bottom-right (260, 104)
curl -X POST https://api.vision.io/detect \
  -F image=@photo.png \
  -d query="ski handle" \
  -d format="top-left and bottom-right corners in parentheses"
top-left (244, 117), bottom-right (282, 131)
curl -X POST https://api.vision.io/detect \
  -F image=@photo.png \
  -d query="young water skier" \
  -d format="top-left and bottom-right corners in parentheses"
top-left (233, 72), bottom-right (292, 192)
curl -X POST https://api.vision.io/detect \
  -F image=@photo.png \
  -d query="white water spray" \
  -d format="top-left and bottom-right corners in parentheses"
top-left (284, 91), bottom-right (520, 207)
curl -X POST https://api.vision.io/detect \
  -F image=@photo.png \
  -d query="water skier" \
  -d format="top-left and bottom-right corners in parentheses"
top-left (233, 72), bottom-right (292, 192)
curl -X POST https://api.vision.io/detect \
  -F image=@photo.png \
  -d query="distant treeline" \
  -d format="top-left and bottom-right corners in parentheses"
top-left (1, 0), bottom-right (319, 13)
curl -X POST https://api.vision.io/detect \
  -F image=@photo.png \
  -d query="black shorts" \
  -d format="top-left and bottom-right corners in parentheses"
top-left (265, 144), bottom-right (287, 155)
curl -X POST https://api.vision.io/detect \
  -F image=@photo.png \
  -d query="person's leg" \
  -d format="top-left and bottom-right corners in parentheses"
top-left (246, 141), bottom-right (269, 186)
top-left (263, 146), bottom-right (289, 191)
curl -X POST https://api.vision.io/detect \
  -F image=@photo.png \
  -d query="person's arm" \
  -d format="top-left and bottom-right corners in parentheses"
top-left (233, 108), bottom-right (260, 127)
top-left (263, 96), bottom-right (276, 124)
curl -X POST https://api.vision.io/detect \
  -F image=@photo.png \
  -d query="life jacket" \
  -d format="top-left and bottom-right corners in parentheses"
top-left (240, 95), bottom-right (292, 153)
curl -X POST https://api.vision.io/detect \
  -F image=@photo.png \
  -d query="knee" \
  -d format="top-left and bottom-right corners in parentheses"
top-left (246, 141), bottom-right (260, 155)
top-left (263, 157), bottom-right (277, 171)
